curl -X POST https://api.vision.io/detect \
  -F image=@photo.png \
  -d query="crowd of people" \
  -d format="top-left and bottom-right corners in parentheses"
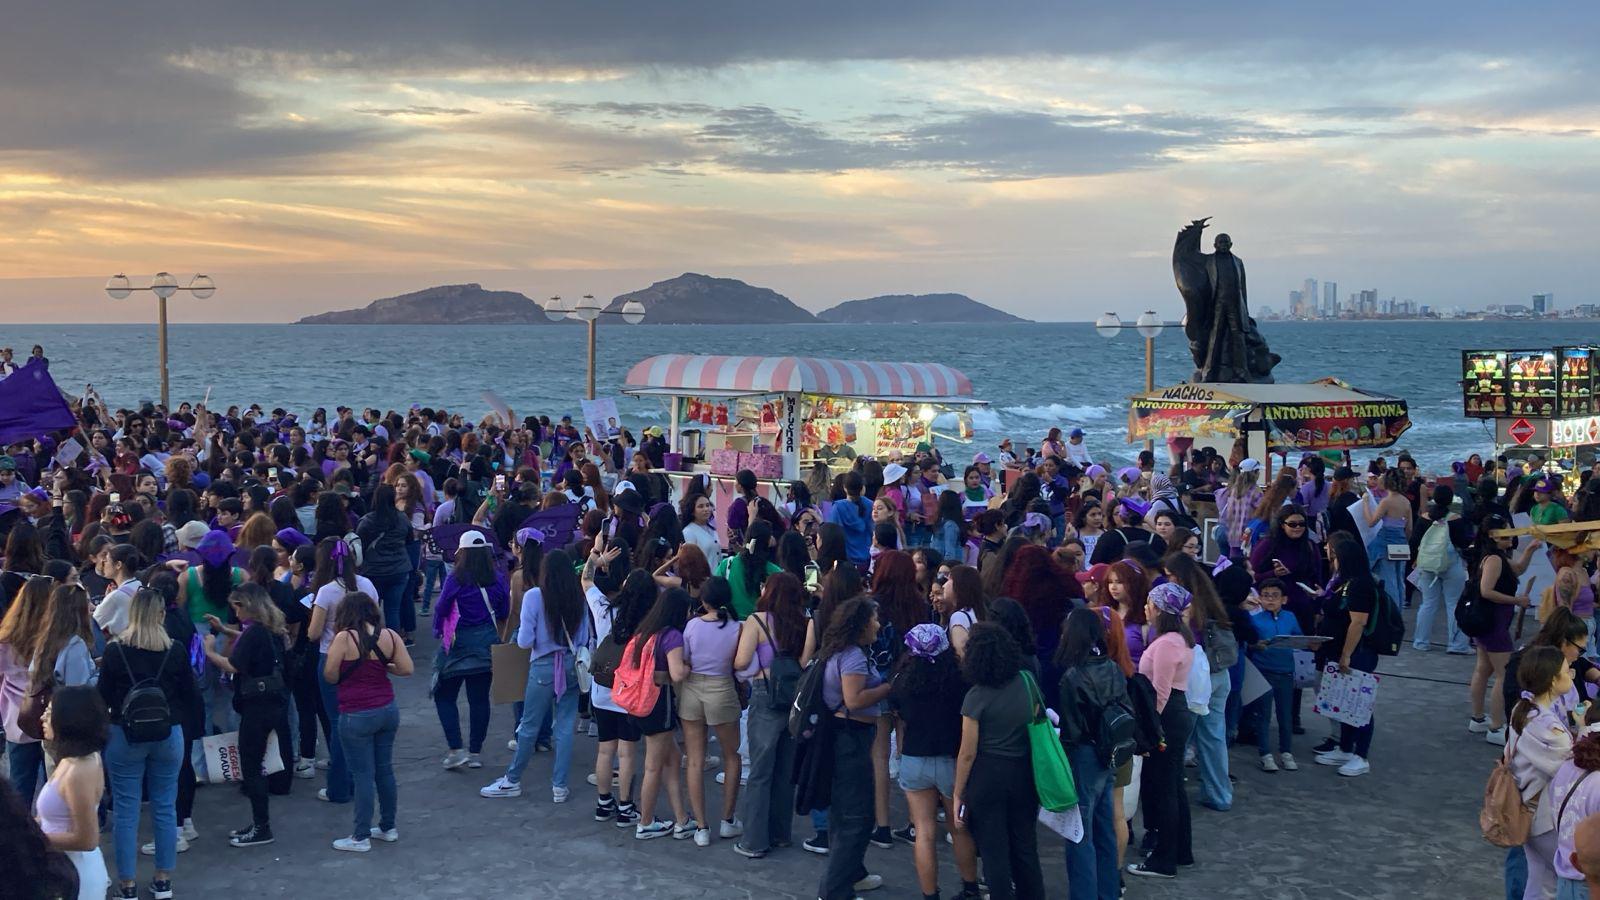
top-left (4, 390), bottom-right (1600, 900)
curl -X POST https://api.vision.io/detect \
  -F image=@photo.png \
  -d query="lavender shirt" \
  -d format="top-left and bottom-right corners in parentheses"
top-left (1550, 757), bottom-right (1600, 880)
top-left (683, 615), bottom-right (741, 676)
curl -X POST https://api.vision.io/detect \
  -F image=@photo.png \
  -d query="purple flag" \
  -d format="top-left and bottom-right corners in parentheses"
top-left (0, 360), bottom-right (77, 446)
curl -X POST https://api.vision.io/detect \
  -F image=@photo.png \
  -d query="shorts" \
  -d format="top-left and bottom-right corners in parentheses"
top-left (1113, 757), bottom-right (1134, 789)
top-left (594, 707), bottom-right (640, 743)
top-left (631, 685), bottom-right (678, 736)
top-left (677, 673), bottom-right (741, 726)
top-left (897, 754), bottom-right (955, 797)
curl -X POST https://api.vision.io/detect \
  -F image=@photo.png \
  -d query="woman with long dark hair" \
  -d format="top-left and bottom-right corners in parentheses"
top-left (431, 533), bottom-right (509, 771)
top-left (1249, 503), bottom-right (1321, 629)
top-left (1505, 646), bottom-right (1576, 897)
top-left (357, 481), bottom-right (416, 645)
top-left (625, 587), bottom-right (694, 839)
top-left (322, 590), bottom-right (414, 852)
top-left (999, 544), bottom-right (1082, 700)
top-left (482, 548), bottom-right (590, 803)
top-left (1055, 606), bottom-right (1130, 900)
top-left (37, 684), bottom-right (112, 899)
top-left (716, 518), bottom-right (780, 619)
top-left (1465, 516), bottom-right (1539, 746)
top-left (680, 493), bottom-right (722, 567)
top-left (815, 522), bottom-right (850, 581)
top-left (890, 623), bottom-right (981, 900)
top-left (952, 621), bottom-right (1046, 899)
top-left (1166, 551), bottom-right (1235, 812)
top-left (1362, 468), bottom-right (1413, 605)
top-left (679, 577), bottom-right (744, 845)
top-left (1313, 532), bottom-right (1384, 775)
top-left (588, 565), bottom-right (653, 829)
top-left (1128, 583), bottom-right (1196, 880)
top-left (306, 538), bottom-right (376, 805)
top-left (816, 596), bottom-right (894, 899)
top-left (938, 564), bottom-right (989, 659)
top-left (733, 572), bottom-right (808, 858)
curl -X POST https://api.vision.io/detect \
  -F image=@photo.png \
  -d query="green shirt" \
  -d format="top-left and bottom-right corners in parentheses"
top-left (715, 556), bottom-right (782, 619)
top-left (186, 567), bottom-right (243, 626)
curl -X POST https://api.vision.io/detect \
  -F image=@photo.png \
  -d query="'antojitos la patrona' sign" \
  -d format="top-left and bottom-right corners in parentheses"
top-left (1127, 379), bottom-right (1411, 451)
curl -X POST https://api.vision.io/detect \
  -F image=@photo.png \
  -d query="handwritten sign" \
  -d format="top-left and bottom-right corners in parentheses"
top-left (1314, 663), bottom-right (1379, 728)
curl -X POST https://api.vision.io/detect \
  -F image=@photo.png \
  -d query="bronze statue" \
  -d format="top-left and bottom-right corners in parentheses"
top-left (1173, 218), bottom-right (1280, 383)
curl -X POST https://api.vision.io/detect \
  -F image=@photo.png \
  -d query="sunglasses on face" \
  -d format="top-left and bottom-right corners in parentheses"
top-left (1284, 520), bottom-right (1307, 528)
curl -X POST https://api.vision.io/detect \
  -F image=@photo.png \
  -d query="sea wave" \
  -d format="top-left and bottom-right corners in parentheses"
top-left (998, 403), bottom-right (1116, 423)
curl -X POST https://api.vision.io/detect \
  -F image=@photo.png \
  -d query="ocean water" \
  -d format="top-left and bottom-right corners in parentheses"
top-left (2, 320), bottom-right (1578, 471)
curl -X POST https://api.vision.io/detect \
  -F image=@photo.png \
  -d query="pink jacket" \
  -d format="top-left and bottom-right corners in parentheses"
top-left (1138, 631), bottom-right (1193, 714)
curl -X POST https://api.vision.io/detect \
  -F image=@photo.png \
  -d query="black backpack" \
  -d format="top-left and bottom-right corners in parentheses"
top-left (1125, 673), bottom-right (1165, 755)
top-left (1456, 575), bottom-right (1496, 639)
top-left (589, 632), bottom-right (627, 689)
top-left (115, 643), bottom-right (174, 743)
top-left (1365, 581), bottom-right (1407, 656)
top-left (751, 614), bottom-right (803, 712)
top-left (1095, 699), bottom-right (1138, 769)
top-left (788, 655), bottom-right (834, 741)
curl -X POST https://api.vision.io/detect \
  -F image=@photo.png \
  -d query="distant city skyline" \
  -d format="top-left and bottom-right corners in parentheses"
top-left (2, 5), bottom-right (1598, 323)
top-left (1265, 285), bottom-right (1590, 320)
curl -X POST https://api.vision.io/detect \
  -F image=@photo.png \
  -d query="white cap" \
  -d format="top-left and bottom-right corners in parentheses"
top-left (882, 463), bottom-right (908, 484)
top-left (1238, 458), bottom-right (1262, 473)
top-left (459, 531), bottom-right (489, 549)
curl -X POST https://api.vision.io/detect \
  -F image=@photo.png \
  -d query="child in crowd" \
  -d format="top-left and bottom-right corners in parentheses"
top-left (1248, 579), bottom-right (1302, 773)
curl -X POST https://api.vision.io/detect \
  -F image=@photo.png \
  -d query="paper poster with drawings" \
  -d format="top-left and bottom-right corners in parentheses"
top-left (1294, 650), bottom-right (1320, 690)
top-left (1038, 805), bottom-right (1085, 843)
top-left (1314, 663), bottom-right (1379, 728)
top-left (580, 397), bottom-right (622, 441)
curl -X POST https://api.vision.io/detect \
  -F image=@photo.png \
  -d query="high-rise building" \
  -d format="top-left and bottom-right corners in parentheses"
top-left (1323, 281), bottom-right (1338, 317)
top-left (1533, 292), bottom-right (1553, 315)
top-left (1302, 278), bottom-right (1318, 317)
top-left (1359, 289), bottom-right (1378, 316)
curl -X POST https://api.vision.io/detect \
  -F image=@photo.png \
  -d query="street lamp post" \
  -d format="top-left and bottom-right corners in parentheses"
top-left (1095, 310), bottom-right (1167, 452)
top-left (105, 272), bottom-right (216, 409)
top-left (541, 294), bottom-right (647, 400)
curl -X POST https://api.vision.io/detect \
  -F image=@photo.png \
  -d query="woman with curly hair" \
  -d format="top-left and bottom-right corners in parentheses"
top-left (815, 596), bottom-right (893, 900)
top-left (1544, 702), bottom-right (1600, 898)
top-left (952, 621), bottom-right (1046, 899)
top-left (889, 624), bottom-right (981, 900)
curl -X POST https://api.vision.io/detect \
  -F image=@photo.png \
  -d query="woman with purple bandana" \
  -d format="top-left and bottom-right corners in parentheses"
top-left (1128, 582), bottom-right (1196, 880)
top-left (889, 623), bottom-right (982, 900)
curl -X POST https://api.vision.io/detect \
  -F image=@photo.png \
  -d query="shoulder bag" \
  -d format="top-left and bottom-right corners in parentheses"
top-left (1021, 670), bottom-right (1078, 812)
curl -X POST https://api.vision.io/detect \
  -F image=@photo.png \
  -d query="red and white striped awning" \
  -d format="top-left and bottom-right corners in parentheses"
top-left (624, 355), bottom-right (975, 400)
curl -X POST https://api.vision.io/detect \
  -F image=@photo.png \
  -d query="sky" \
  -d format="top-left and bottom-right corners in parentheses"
top-left (1, 2), bottom-right (1597, 323)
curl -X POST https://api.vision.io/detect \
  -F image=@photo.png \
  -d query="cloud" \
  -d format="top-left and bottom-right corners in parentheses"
top-left (355, 106), bottom-right (478, 117)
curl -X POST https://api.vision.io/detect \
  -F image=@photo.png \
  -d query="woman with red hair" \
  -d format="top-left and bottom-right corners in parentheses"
top-left (1000, 543), bottom-right (1083, 707)
top-left (867, 549), bottom-right (928, 847)
top-left (1105, 560), bottom-right (1153, 667)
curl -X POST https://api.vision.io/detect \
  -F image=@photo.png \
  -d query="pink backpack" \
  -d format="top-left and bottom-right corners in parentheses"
top-left (612, 634), bottom-right (661, 717)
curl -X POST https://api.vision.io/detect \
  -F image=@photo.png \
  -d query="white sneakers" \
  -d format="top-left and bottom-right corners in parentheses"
top-left (1486, 727), bottom-right (1508, 746)
top-left (1259, 754), bottom-right (1279, 773)
top-left (552, 786), bottom-right (571, 803)
top-left (480, 776), bottom-right (523, 798)
top-left (442, 749), bottom-right (470, 770)
top-left (369, 827), bottom-right (399, 843)
top-left (294, 758), bottom-right (316, 780)
top-left (694, 828), bottom-right (711, 847)
top-left (714, 770), bottom-right (750, 786)
top-left (1280, 752), bottom-right (1299, 772)
top-left (1314, 749), bottom-right (1369, 777)
top-left (720, 818), bottom-right (744, 839)
top-left (332, 837), bottom-right (370, 853)
top-left (1468, 716), bottom-right (1491, 733)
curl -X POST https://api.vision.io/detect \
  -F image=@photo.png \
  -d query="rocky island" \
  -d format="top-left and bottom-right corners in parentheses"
top-left (817, 292), bottom-right (1028, 324)
top-left (602, 273), bottom-right (816, 324)
top-left (295, 283), bottom-right (556, 325)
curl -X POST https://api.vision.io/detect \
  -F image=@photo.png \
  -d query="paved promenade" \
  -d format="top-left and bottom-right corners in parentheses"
top-left (110, 607), bottom-right (1503, 900)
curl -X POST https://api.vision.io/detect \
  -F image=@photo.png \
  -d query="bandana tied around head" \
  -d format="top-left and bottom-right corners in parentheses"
top-left (1149, 582), bottom-right (1193, 616)
top-left (516, 527), bottom-right (546, 547)
top-left (903, 623), bottom-right (950, 659)
top-left (331, 539), bottom-right (350, 576)
top-left (1021, 512), bottom-right (1051, 533)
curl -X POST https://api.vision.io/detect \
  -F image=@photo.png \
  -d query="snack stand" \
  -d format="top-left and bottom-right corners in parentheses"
top-left (623, 354), bottom-right (984, 545)
top-left (1462, 345), bottom-right (1600, 470)
top-left (1126, 378), bottom-right (1414, 477)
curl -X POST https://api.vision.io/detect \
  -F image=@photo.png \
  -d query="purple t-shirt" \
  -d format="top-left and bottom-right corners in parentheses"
top-left (822, 646), bottom-right (883, 717)
top-left (653, 628), bottom-right (684, 669)
top-left (684, 616), bottom-right (741, 676)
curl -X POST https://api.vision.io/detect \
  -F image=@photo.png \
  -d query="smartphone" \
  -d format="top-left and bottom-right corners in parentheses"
top-left (109, 492), bottom-right (120, 503)
top-left (494, 474), bottom-right (507, 491)
top-left (268, 467), bottom-right (279, 484)
top-left (804, 562), bottom-right (820, 590)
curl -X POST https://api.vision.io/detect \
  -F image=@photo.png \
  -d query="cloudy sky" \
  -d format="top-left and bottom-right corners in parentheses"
top-left (1, 2), bottom-right (1596, 322)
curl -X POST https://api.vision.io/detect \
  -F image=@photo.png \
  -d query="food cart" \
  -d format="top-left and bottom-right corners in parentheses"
top-left (1462, 346), bottom-right (1600, 473)
top-left (1126, 378), bottom-right (1414, 475)
top-left (623, 354), bottom-right (984, 545)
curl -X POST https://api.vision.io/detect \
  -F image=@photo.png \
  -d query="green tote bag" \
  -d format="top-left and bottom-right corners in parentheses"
top-left (1021, 670), bottom-right (1078, 812)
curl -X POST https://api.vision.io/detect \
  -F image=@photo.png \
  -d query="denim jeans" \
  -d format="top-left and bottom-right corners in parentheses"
top-left (1225, 656), bottom-right (1245, 742)
top-left (739, 694), bottom-right (796, 852)
top-left (1556, 876), bottom-right (1587, 900)
top-left (1367, 524), bottom-right (1408, 609)
top-left (435, 671), bottom-right (492, 753)
top-left (421, 559), bottom-right (447, 605)
top-left (1191, 669), bottom-right (1232, 810)
top-left (106, 724), bottom-right (183, 881)
top-left (1414, 557), bottom-right (1469, 652)
top-left (369, 572), bottom-right (410, 635)
top-left (5, 738), bottom-right (44, 801)
top-left (505, 655), bottom-right (579, 787)
top-left (1065, 744), bottom-right (1118, 900)
top-left (1505, 845), bottom-right (1528, 900)
top-left (317, 652), bottom-right (353, 802)
top-left (340, 701), bottom-right (399, 840)
top-left (1255, 669), bottom-right (1295, 756)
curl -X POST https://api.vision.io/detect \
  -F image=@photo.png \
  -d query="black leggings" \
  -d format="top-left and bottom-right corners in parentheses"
top-left (291, 648), bottom-right (329, 760)
top-left (176, 743), bottom-right (195, 822)
top-left (1139, 692), bottom-right (1196, 875)
top-left (240, 698), bottom-right (290, 826)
